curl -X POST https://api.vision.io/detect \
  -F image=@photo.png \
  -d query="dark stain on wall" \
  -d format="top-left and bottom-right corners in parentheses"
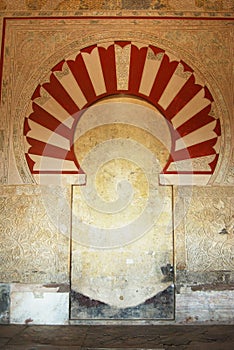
top-left (176, 270), bottom-right (234, 294)
top-left (71, 285), bottom-right (174, 319)
top-left (0, 284), bottom-right (10, 324)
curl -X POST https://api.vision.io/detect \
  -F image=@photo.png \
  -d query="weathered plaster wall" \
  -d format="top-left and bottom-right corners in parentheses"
top-left (71, 104), bottom-right (173, 318)
top-left (0, 1), bottom-right (233, 324)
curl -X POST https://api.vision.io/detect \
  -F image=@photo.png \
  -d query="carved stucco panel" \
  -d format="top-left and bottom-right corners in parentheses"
top-left (163, 27), bottom-right (233, 107)
top-left (0, 185), bottom-right (70, 284)
top-left (0, 0), bottom-right (233, 13)
top-left (224, 150), bottom-right (234, 185)
top-left (180, 187), bottom-right (234, 272)
top-left (173, 186), bottom-right (188, 272)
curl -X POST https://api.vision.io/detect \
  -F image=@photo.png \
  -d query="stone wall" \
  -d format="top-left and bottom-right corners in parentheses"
top-left (0, 1), bottom-right (233, 324)
top-left (1, 185), bottom-right (233, 324)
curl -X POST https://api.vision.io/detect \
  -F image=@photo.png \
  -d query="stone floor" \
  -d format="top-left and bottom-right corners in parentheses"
top-left (0, 325), bottom-right (234, 349)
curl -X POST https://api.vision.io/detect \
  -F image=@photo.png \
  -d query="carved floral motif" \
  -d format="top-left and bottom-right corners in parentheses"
top-left (0, 0), bottom-right (233, 12)
top-left (0, 186), bottom-right (70, 284)
top-left (183, 188), bottom-right (234, 271)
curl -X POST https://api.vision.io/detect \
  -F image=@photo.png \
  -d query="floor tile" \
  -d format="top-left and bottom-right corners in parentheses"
top-left (8, 325), bottom-right (88, 346)
top-left (3, 346), bottom-right (82, 350)
top-left (0, 324), bottom-right (26, 337)
top-left (0, 325), bottom-right (233, 349)
top-left (0, 337), bottom-right (11, 346)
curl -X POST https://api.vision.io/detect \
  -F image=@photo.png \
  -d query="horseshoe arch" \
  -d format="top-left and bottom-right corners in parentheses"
top-left (23, 41), bottom-right (221, 185)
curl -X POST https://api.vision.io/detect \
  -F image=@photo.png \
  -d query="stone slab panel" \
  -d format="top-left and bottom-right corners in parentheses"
top-left (10, 284), bottom-right (69, 325)
top-left (176, 288), bottom-right (234, 324)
